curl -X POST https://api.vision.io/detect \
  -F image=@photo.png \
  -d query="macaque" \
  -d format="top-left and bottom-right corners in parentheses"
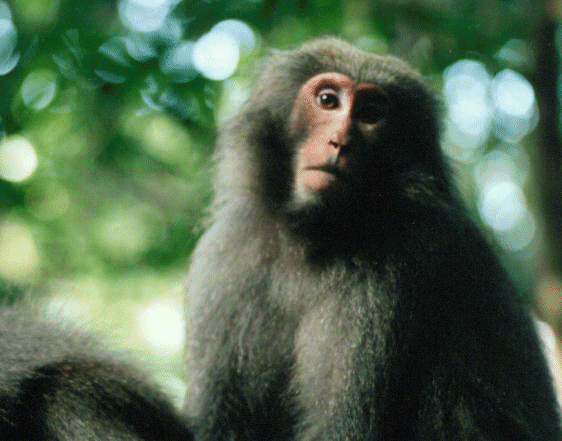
top-left (185, 38), bottom-right (562, 441)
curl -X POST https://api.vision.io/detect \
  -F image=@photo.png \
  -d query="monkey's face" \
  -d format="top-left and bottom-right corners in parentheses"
top-left (288, 72), bottom-right (389, 205)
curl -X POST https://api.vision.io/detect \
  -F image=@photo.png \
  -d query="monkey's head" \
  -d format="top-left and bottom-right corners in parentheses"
top-left (287, 70), bottom-right (389, 206)
top-left (214, 38), bottom-right (450, 238)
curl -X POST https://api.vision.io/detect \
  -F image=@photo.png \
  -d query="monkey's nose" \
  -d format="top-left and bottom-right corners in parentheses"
top-left (329, 130), bottom-right (349, 150)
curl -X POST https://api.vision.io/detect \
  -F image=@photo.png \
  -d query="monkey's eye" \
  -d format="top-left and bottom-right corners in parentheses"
top-left (317, 89), bottom-right (340, 110)
top-left (355, 93), bottom-right (389, 124)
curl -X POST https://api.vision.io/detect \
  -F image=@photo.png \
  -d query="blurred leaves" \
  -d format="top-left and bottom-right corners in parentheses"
top-left (0, 0), bottom-right (224, 290)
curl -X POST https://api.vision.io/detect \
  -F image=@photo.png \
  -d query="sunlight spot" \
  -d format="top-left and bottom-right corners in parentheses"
top-left (212, 20), bottom-right (256, 54)
top-left (442, 60), bottom-right (493, 157)
top-left (491, 69), bottom-right (537, 143)
top-left (136, 301), bottom-right (184, 356)
top-left (0, 2), bottom-right (19, 76)
top-left (0, 135), bottom-right (38, 182)
top-left (119, 0), bottom-right (178, 33)
top-left (478, 180), bottom-right (526, 232)
top-left (192, 31), bottom-right (240, 81)
top-left (0, 221), bottom-right (40, 283)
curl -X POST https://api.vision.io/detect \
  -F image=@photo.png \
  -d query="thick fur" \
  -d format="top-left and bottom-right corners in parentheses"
top-left (0, 307), bottom-right (192, 441)
top-left (186, 38), bottom-right (562, 440)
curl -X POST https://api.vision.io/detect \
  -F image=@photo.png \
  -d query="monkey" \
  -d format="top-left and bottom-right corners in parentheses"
top-left (0, 36), bottom-right (558, 441)
top-left (185, 37), bottom-right (562, 441)
top-left (0, 307), bottom-right (193, 441)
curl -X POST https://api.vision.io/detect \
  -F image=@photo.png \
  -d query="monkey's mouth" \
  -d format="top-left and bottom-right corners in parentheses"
top-left (306, 163), bottom-right (348, 179)
top-left (309, 153), bottom-right (349, 175)
top-left (298, 156), bottom-right (350, 193)
top-left (300, 164), bottom-right (349, 193)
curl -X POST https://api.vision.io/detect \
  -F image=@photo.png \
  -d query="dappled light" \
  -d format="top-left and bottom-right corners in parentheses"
top-left (0, 2), bottom-right (19, 75)
top-left (478, 180), bottom-right (526, 232)
top-left (491, 69), bottom-right (538, 143)
top-left (136, 300), bottom-right (184, 356)
top-left (95, 202), bottom-right (163, 265)
top-left (192, 30), bottom-right (240, 81)
top-left (119, 0), bottom-right (181, 34)
top-left (443, 59), bottom-right (493, 156)
top-left (21, 69), bottom-right (59, 110)
top-left (213, 20), bottom-right (257, 54)
top-left (26, 180), bottom-right (71, 220)
top-left (0, 135), bottom-right (38, 182)
top-left (160, 41), bottom-right (198, 82)
top-left (473, 148), bottom-right (536, 251)
top-left (0, 221), bottom-right (40, 283)
top-left (443, 61), bottom-right (538, 156)
top-left (442, 56), bottom-right (540, 253)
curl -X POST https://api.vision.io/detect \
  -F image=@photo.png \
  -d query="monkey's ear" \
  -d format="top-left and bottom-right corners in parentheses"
top-left (268, 49), bottom-right (290, 57)
top-left (267, 49), bottom-right (294, 63)
top-left (255, 49), bottom-right (291, 80)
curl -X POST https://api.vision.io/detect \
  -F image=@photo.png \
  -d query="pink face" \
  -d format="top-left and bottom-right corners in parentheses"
top-left (289, 72), bottom-right (387, 196)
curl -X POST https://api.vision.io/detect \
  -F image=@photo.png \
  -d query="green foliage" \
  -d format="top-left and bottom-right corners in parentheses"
top-left (0, 0), bottom-right (350, 293)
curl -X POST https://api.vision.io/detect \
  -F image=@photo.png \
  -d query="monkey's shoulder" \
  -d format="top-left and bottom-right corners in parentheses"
top-left (0, 308), bottom-right (106, 377)
top-left (187, 205), bottom-right (282, 306)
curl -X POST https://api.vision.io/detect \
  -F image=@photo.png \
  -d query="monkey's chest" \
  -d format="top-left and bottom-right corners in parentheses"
top-left (286, 273), bottom-right (397, 421)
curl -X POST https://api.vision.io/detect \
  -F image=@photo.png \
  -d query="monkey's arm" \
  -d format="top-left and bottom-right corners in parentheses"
top-left (415, 356), bottom-right (562, 441)
top-left (185, 206), bottom-right (297, 440)
top-left (0, 307), bottom-right (192, 441)
top-left (412, 223), bottom-right (562, 441)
